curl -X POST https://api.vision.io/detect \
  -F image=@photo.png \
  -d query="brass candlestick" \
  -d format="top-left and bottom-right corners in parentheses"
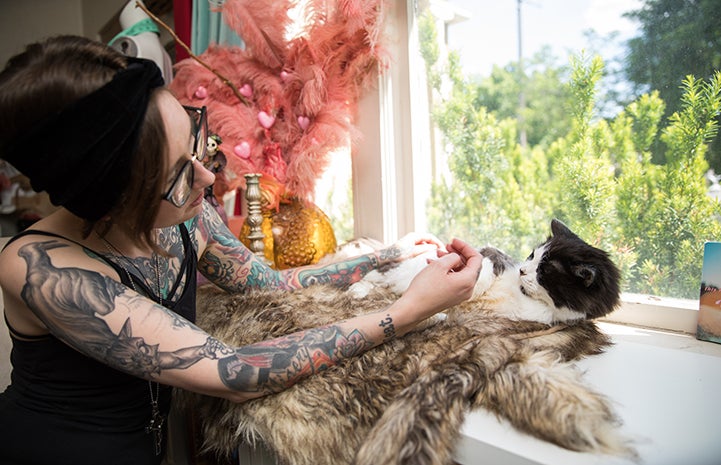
top-left (243, 173), bottom-right (269, 263)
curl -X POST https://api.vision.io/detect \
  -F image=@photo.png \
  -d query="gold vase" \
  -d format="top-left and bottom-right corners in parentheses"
top-left (240, 198), bottom-right (337, 269)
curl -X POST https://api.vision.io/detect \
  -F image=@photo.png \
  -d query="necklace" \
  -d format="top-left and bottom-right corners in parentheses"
top-left (99, 236), bottom-right (163, 306)
top-left (98, 233), bottom-right (165, 456)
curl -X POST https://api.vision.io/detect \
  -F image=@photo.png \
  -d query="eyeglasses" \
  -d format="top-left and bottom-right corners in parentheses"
top-left (162, 106), bottom-right (208, 207)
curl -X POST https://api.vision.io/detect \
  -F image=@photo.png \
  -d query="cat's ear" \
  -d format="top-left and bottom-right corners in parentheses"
top-left (551, 219), bottom-right (578, 239)
top-left (571, 263), bottom-right (597, 288)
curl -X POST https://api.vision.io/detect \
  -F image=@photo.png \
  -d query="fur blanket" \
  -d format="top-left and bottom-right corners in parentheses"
top-left (181, 283), bottom-right (637, 465)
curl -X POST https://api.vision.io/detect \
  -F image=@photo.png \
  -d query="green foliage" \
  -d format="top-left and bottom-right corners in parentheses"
top-left (425, 44), bottom-right (721, 298)
top-left (473, 47), bottom-right (574, 148)
top-left (631, 72), bottom-right (721, 296)
top-left (625, 0), bottom-right (721, 112)
top-left (550, 55), bottom-right (617, 246)
top-left (325, 175), bottom-right (355, 243)
top-left (426, 63), bottom-right (550, 257)
top-left (625, 0), bottom-right (721, 169)
top-left (418, 10), bottom-right (441, 90)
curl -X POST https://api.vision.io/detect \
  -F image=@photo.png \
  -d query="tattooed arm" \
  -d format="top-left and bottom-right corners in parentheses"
top-left (0, 236), bottom-right (481, 402)
top-left (193, 201), bottom-right (443, 292)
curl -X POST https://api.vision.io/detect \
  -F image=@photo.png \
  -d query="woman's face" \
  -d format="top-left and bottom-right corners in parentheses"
top-left (153, 92), bottom-right (215, 228)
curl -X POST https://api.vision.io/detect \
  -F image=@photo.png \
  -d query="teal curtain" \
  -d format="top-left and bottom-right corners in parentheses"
top-left (191, 0), bottom-right (244, 55)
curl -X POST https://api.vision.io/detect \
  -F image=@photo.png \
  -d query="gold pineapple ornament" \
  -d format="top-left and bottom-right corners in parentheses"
top-left (270, 198), bottom-right (337, 269)
top-left (240, 179), bottom-right (337, 269)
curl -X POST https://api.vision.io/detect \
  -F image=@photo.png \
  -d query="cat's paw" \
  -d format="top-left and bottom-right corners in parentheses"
top-left (472, 256), bottom-right (495, 296)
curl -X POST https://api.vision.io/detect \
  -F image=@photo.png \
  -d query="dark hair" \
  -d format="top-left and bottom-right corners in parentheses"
top-left (0, 35), bottom-right (168, 249)
top-left (96, 91), bottom-right (168, 250)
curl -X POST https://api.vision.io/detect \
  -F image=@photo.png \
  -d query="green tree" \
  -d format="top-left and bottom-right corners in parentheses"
top-left (426, 47), bottom-right (552, 257)
top-left (547, 55), bottom-right (617, 248)
top-left (625, 0), bottom-right (721, 168)
top-left (421, 8), bottom-right (721, 299)
top-left (473, 47), bottom-right (574, 148)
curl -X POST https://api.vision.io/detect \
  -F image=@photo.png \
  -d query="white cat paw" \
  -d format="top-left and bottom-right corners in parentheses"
top-left (473, 257), bottom-right (495, 295)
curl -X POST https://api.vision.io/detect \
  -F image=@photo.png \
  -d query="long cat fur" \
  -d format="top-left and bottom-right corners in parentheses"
top-left (183, 219), bottom-right (637, 465)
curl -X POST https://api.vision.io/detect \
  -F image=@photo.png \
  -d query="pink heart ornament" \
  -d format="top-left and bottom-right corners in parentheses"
top-left (239, 84), bottom-right (253, 98)
top-left (297, 116), bottom-right (310, 131)
top-left (194, 86), bottom-right (208, 99)
top-left (257, 111), bottom-right (276, 129)
top-left (233, 141), bottom-right (251, 159)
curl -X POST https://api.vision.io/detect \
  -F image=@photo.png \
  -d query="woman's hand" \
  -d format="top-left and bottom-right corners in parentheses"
top-left (394, 238), bottom-right (483, 324)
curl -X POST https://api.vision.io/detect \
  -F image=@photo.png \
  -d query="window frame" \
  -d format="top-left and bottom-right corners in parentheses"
top-left (351, 0), bottom-right (701, 335)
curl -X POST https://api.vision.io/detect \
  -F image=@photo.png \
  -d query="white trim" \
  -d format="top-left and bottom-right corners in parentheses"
top-left (405, 0), bottom-right (433, 234)
top-left (379, 71), bottom-right (400, 243)
top-left (352, 0), bottom-right (432, 243)
top-left (602, 293), bottom-right (700, 334)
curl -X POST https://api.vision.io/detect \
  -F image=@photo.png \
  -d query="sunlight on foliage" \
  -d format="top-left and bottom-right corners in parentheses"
top-left (421, 15), bottom-right (721, 299)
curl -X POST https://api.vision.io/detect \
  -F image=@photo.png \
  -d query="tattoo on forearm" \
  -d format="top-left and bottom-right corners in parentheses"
top-left (369, 253), bottom-right (379, 268)
top-left (217, 325), bottom-right (371, 394)
top-left (294, 255), bottom-right (376, 287)
top-left (379, 314), bottom-right (396, 342)
top-left (19, 240), bottom-right (232, 379)
top-left (378, 246), bottom-right (401, 263)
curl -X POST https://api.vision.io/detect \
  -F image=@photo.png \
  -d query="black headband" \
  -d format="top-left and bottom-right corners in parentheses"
top-left (1, 57), bottom-right (164, 220)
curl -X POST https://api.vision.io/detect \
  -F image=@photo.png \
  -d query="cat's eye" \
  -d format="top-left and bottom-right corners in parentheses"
top-left (527, 251), bottom-right (535, 261)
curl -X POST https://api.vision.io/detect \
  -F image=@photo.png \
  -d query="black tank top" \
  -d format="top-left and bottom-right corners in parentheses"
top-left (0, 223), bottom-right (198, 465)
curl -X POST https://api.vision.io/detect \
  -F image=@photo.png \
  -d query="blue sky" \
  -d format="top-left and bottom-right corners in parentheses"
top-left (445, 0), bottom-right (643, 76)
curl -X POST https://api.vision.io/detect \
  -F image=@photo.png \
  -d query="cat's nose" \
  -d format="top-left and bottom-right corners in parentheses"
top-left (519, 267), bottom-right (526, 276)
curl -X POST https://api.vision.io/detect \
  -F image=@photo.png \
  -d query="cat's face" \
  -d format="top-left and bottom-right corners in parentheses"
top-left (518, 243), bottom-right (556, 308)
top-left (518, 220), bottom-right (621, 319)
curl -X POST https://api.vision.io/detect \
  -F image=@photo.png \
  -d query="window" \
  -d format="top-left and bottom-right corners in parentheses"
top-left (348, 0), bottom-right (721, 333)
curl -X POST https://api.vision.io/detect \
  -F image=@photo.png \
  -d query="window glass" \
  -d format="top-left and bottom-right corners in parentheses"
top-left (414, 0), bottom-right (721, 300)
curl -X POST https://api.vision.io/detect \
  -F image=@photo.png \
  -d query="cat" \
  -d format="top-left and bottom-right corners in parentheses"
top-left (184, 219), bottom-right (636, 465)
top-left (349, 219), bottom-right (621, 324)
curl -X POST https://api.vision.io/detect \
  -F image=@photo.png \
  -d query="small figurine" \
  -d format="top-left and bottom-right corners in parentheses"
top-left (204, 134), bottom-right (228, 224)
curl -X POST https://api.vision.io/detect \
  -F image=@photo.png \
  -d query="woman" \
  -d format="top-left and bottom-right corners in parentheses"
top-left (0, 36), bottom-right (482, 465)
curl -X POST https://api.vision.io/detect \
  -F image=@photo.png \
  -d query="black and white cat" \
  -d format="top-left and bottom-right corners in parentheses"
top-left (349, 219), bottom-right (621, 324)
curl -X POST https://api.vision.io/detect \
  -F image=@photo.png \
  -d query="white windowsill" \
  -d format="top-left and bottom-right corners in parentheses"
top-left (453, 322), bottom-right (721, 465)
top-left (601, 293), bottom-right (701, 335)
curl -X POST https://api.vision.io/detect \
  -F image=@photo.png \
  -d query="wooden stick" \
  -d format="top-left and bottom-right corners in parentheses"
top-left (134, 1), bottom-right (249, 106)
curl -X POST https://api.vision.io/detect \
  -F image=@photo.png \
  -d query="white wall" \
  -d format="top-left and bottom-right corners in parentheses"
top-left (0, 0), bottom-right (127, 66)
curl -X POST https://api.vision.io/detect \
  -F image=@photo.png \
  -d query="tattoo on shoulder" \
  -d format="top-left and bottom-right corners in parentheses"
top-left (200, 200), bottom-right (235, 244)
top-left (18, 240), bottom-right (233, 379)
top-left (156, 226), bottom-right (183, 256)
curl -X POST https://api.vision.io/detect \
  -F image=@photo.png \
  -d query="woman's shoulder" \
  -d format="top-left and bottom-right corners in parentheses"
top-left (1, 211), bottom-right (77, 251)
top-left (0, 222), bottom-right (110, 282)
top-left (0, 228), bottom-right (65, 260)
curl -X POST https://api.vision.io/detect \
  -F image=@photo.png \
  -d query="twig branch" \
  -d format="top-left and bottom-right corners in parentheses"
top-left (134, 1), bottom-right (249, 106)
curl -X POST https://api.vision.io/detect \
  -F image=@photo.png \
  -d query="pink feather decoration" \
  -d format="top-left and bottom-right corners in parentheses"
top-left (169, 0), bottom-right (388, 208)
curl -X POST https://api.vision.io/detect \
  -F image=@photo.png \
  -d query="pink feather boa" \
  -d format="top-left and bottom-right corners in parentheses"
top-left (169, 0), bottom-right (388, 208)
